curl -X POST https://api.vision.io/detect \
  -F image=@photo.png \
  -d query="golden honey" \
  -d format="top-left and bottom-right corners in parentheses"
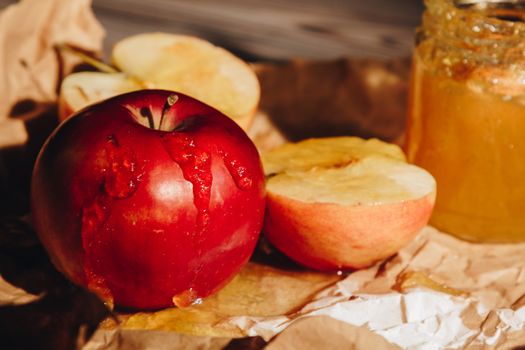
top-left (406, 0), bottom-right (525, 242)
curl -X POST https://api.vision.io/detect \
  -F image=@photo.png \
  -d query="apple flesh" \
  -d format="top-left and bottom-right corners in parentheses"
top-left (59, 33), bottom-right (260, 131)
top-left (262, 137), bottom-right (436, 271)
top-left (31, 90), bottom-right (266, 309)
top-left (58, 72), bottom-right (141, 122)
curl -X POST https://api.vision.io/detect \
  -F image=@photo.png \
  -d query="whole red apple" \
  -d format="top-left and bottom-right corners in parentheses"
top-left (31, 90), bottom-right (265, 309)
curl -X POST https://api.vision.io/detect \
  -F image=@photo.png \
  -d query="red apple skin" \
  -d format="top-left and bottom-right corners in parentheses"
top-left (264, 191), bottom-right (435, 271)
top-left (31, 90), bottom-right (266, 309)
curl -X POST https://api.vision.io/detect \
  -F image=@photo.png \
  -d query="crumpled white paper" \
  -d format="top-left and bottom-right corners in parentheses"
top-left (224, 226), bottom-right (525, 349)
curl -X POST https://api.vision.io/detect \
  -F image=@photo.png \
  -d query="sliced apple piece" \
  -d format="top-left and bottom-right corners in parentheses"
top-left (113, 33), bottom-right (259, 129)
top-left (262, 137), bottom-right (436, 271)
top-left (59, 33), bottom-right (260, 131)
top-left (262, 136), bottom-right (406, 176)
top-left (59, 72), bottom-right (141, 118)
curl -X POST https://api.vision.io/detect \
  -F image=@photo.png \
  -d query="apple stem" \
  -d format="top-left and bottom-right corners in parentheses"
top-left (159, 94), bottom-right (179, 131)
top-left (56, 44), bottom-right (119, 74)
top-left (139, 107), bottom-right (155, 129)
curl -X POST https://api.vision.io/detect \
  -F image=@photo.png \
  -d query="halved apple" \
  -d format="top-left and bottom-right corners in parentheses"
top-left (59, 72), bottom-right (141, 120)
top-left (262, 136), bottom-right (407, 176)
top-left (262, 137), bottom-right (436, 271)
top-left (59, 33), bottom-right (260, 131)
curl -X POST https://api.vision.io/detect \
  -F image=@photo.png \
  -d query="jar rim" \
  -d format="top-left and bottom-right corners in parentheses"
top-left (419, 0), bottom-right (525, 96)
top-left (422, 0), bottom-right (525, 49)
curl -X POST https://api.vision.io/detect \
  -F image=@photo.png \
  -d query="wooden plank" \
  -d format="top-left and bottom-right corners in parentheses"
top-left (1, 0), bottom-right (423, 60)
top-left (93, 0), bottom-right (421, 60)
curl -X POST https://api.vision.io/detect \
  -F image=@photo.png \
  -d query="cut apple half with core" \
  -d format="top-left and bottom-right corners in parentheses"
top-left (262, 136), bottom-right (407, 176)
top-left (59, 33), bottom-right (260, 131)
top-left (262, 137), bottom-right (436, 271)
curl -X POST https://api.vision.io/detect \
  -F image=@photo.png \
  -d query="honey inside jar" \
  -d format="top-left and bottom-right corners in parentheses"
top-left (406, 0), bottom-right (525, 242)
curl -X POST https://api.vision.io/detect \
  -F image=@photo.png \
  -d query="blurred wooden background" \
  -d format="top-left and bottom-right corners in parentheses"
top-left (0, 0), bottom-right (423, 61)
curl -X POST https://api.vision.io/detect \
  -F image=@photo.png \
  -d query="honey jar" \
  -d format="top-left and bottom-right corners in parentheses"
top-left (405, 0), bottom-right (525, 242)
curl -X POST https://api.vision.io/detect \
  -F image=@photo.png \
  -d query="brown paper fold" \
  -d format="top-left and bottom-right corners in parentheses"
top-left (0, 0), bottom-right (104, 124)
top-left (265, 316), bottom-right (401, 350)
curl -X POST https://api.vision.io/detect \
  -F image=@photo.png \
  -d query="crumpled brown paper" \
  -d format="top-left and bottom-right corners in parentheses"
top-left (1, 1), bottom-right (525, 348)
top-left (227, 227), bottom-right (525, 349)
top-left (0, 0), bottom-right (104, 148)
top-left (265, 316), bottom-right (401, 350)
top-left (0, 0), bottom-right (104, 217)
top-left (83, 226), bottom-right (525, 349)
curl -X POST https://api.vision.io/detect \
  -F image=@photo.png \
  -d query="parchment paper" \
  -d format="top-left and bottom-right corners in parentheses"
top-left (1, 0), bottom-right (525, 349)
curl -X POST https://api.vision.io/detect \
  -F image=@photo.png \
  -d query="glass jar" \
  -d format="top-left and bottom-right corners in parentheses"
top-left (405, 0), bottom-right (525, 242)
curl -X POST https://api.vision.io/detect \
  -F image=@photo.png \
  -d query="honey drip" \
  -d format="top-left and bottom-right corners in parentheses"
top-left (220, 151), bottom-right (254, 191)
top-left (161, 133), bottom-right (212, 236)
top-left (80, 135), bottom-right (143, 305)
